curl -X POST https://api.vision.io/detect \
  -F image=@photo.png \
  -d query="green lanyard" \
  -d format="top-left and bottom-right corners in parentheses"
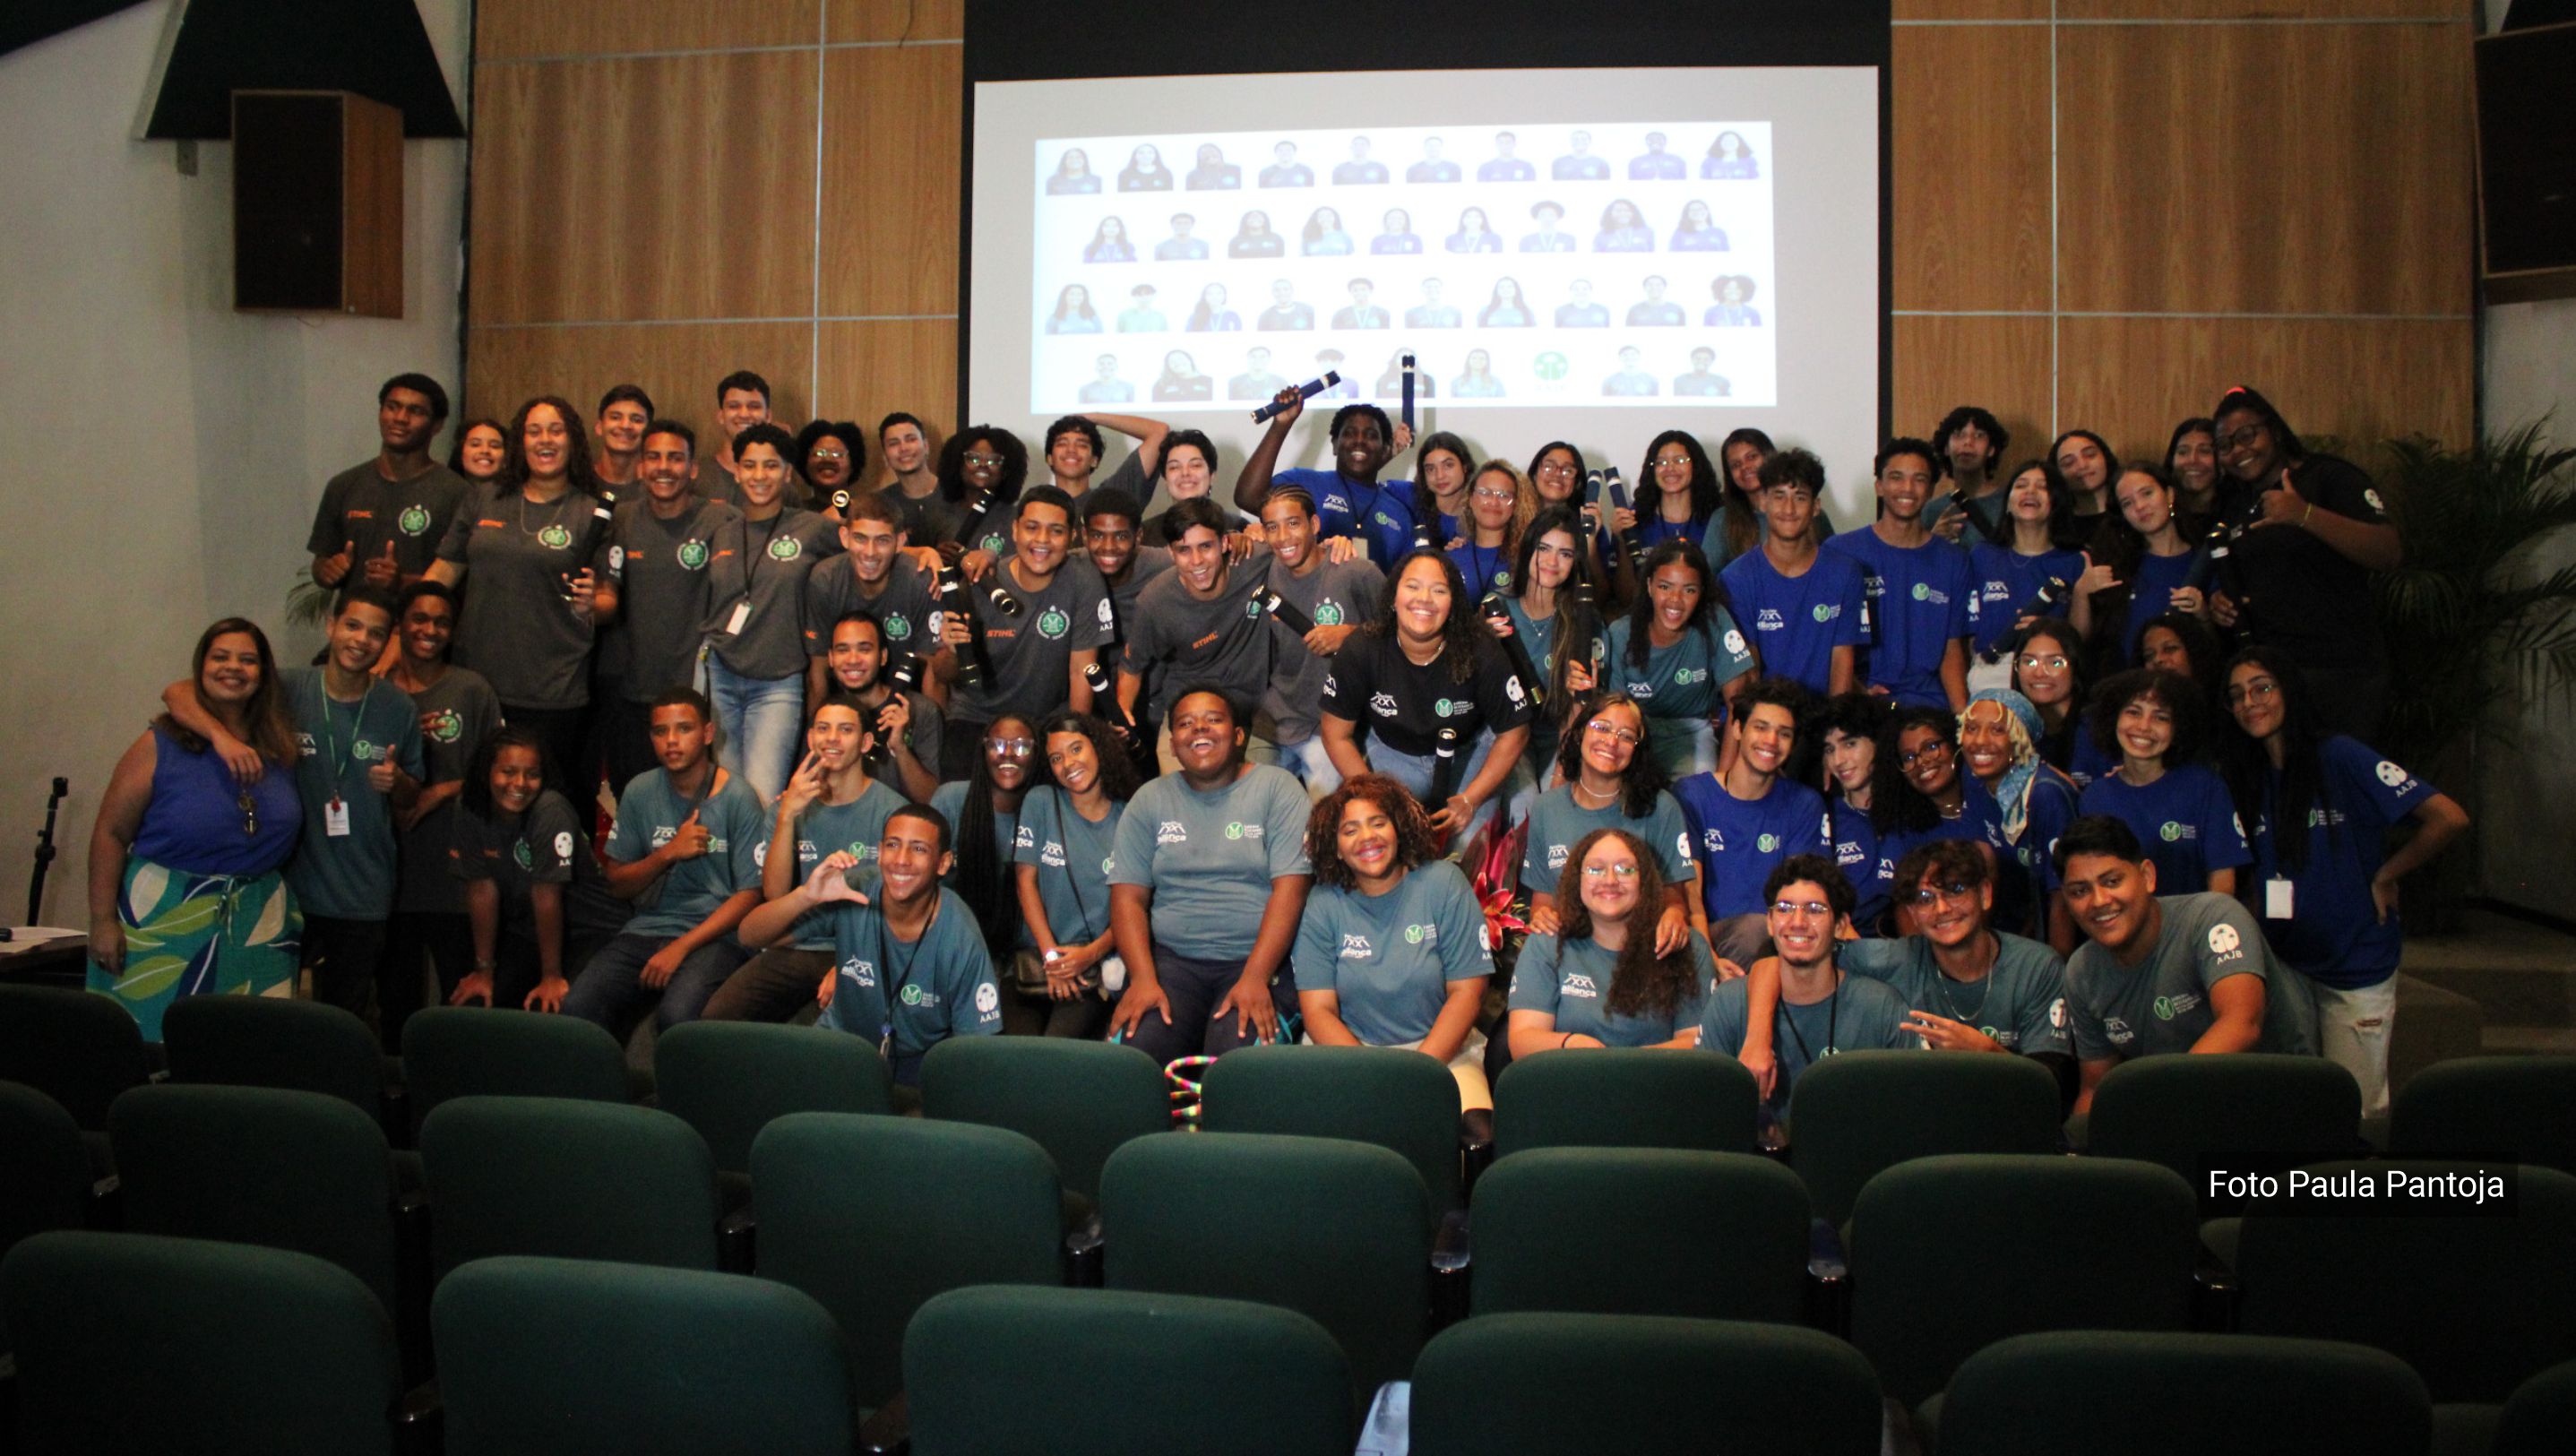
top-left (316, 676), bottom-right (375, 805)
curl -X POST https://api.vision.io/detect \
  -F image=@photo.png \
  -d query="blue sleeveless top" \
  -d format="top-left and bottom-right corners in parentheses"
top-left (130, 727), bottom-right (301, 876)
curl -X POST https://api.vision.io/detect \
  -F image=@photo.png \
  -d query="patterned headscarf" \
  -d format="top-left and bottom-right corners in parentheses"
top-left (1964, 688), bottom-right (2041, 844)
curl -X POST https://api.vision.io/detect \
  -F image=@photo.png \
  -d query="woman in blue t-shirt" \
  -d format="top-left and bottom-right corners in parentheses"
top-left (1504, 827), bottom-right (1718, 1062)
top-left (1007, 713), bottom-right (1138, 1039)
top-left (1044, 284), bottom-right (1101, 335)
top-left (1820, 692), bottom-right (1894, 935)
top-left (1228, 210), bottom-right (1284, 259)
top-left (2077, 668), bottom-right (2249, 895)
top-left (1045, 148), bottom-right (1098, 195)
top-left (1593, 198), bottom-right (1654, 252)
top-left (1445, 206), bottom-right (1501, 254)
top-left (1478, 277), bottom-right (1532, 328)
top-left (1615, 432), bottom-right (1724, 591)
top-left (1670, 199), bottom-right (1729, 252)
top-left (1293, 775), bottom-right (1495, 1107)
top-left (1958, 689), bottom-right (2081, 951)
top-left (1299, 205), bottom-right (1353, 256)
top-left (2078, 463), bottom-right (2209, 676)
top-left (1601, 539), bottom-right (1756, 780)
top-left (1372, 207), bottom-right (1422, 254)
top-left (2010, 617), bottom-right (2104, 788)
top-left (1969, 460), bottom-right (2088, 660)
top-left (2216, 649), bottom-right (2466, 1116)
top-left (1082, 217), bottom-right (1134, 263)
top-left (1869, 704), bottom-right (2005, 935)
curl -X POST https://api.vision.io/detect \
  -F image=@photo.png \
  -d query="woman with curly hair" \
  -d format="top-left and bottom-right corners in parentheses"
top-left (1869, 703), bottom-right (2005, 935)
top-left (2076, 668), bottom-right (2248, 895)
top-left (931, 425), bottom-right (1030, 558)
top-left (1319, 550), bottom-right (1534, 846)
top-left (1006, 713), bottom-right (1142, 1038)
top-left (1504, 827), bottom-right (1719, 1058)
top-left (1292, 774), bottom-right (1496, 1107)
top-left (1521, 692), bottom-right (1696, 948)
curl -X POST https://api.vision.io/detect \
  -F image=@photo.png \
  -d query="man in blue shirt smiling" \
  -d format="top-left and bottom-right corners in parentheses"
top-left (1234, 390), bottom-right (1417, 565)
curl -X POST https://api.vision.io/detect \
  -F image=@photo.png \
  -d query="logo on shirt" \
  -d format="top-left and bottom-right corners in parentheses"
top-left (2048, 997), bottom-right (2067, 1030)
top-left (2153, 992), bottom-right (2202, 1021)
top-left (1674, 668), bottom-right (1709, 686)
top-left (1036, 607), bottom-right (1071, 640)
top-left (974, 983), bottom-right (999, 1016)
top-left (768, 535), bottom-right (802, 561)
top-left (2207, 922), bottom-right (2243, 959)
top-left (678, 539), bottom-right (710, 570)
top-left (607, 546), bottom-right (626, 575)
top-left (2364, 488), bottom-right (2386, 513)
top-left (2104, 1015), bottom-right (2134, 1045)
top-left (398, 504), bottom-right (432, 536)
top-left (1811, 604), bottom-right (1839, 623)
top-left (980, 531), bottom-right (1010, 556)
top-left (1434, 698), bottom-right (1475, 718)
top-left (1314, 600), bottom-right (1346, 626)
top-left (1340, 934), bottom-right (1374, 960)
top-left (1564, 972), bottom-right (1599, 999)
top-left (900, 983), bottom-right (935, 1007)
top-left (843, 957), bottom-right (878, 988)
top-left (538, 523), bottom-right (573, 550)
top-left (1244, 599), bottom-right (1263, 619)
top-left (513, 840), bottom-right (534, 870)
top-left (422, 709), bottom-right (462, 744)
top-left (1369, 692), bottom-right (1400, 718)
top-left (1723, 629), bottom-right (1747, 656)
top-left (2158, 821), bottom-right (2193, 843)
top-left (754, 841), bottom-right (771, 868)
top-left (1404, 923), bottom-right (1435, 945)
top-left (1756, 832), bottom-right (1780, 853)
top-left (554, 831), bottom-right (573, 860)
top-left (1546, 842), bottom-right (1572, 870)
top-left (883, 612), bottom-right (914, 641)
top-left (350, 738), bottom-right (380, 762)
top-left (1157, 821), bottom-right (1188, 845)
top-left (1757, 608), bottom-right (1784, 629)
top-left (1041, 840), bottom-right (1067, 867)
top-left (1702, 828), bottom-right (1726, 855)
top-left (1835, 840), bottom-right (1865, 866)
top-left (2374, 760), bottom-right (2408, 788)
top-left (1224, 821), bottom-right (1263, 840)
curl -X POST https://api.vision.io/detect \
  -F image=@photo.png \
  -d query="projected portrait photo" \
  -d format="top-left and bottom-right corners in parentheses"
top-left (1555, 279), bottom-right (1608, 328)
top-left (1259, 140), bottom-right (1313, 187)
top-left (1301, 206), bottom-right (1355, 256)
top-left (1453, 348), bottom-right (1504, 397)
top-left (1671, 200), bottom-right (1729, 252)
top-left (1079, 354), bottom-right (1134, 403)
top-left (1153, 349), bottom-right (1212, 401)
top-left (1708, 274), bottom-right (1762, 326)
top-left (1447, 205), bottom-right (1501, 254)
top-left (1704, 130), bottom-right (1760, 179)
top-left (1186, 142), bottom-right (1241, 190)
top-left (1334, 136), bottom-right (1389, 185)
top-left (1675, 346), bottom-right (1731, 397)
top-left (1603, 345), bottom-right (1658, 396)
top-left (1229, 210), bottom-right (1284, 258)
top-left (1228, 346), bottom-right (1289, 400)
top-left (1373, 207), bottom-right (1422, 254)
top-left (1479, 131), bottom-right (1535, 182)
top-left (1186, 283), bottom-right (1242, 332)
top-left (1627, 276), bottom-right (1684, 326)
top-left (1522, 201), bottom-right (1576, 253)
top-left (1332, 279), bottom-right (1390, 330)
top-left (1119, 143), bottom-right (1174, 192)
top-left (1156, 213), bottom-right (1209, 260)
top-left (1083, 217), bottom-right (1133, 262)
top-left (1595, 199), bottom-right (1654, 253)
top-left (1407, 278), bottom-right (1461, 329)
top-left (1554, 129), bottom-right (1610, 180)
top-left (1047, 147), bottom-right (1100, 194)
top-left (1046, 283), bottom-right (1101, 334)
top-left (1257, 279), bottom-right (1314, 331)
top-left (1479, 277), bottom-right (1533, 328)
top-left (1630, 131), bottom-right (1684, 179)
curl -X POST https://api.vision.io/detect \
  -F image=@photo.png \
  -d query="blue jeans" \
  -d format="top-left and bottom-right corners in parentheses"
top-left (1278, 734), bottom-right (1342, 797)
top-left (706, 654), bottom-right (804, 804)
top-left (560, 932), bottom-right (750, 1036)
top-left (1369, 730), bottom-right (1499, 845)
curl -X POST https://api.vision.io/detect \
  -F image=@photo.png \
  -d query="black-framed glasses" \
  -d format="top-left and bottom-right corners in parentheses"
top-left (2218, 424), bottom-right (2267, 451)
top-left (1900, 742), bottom-right (1954, 768)
top-left (986, 737), bottom-right (1035, 758)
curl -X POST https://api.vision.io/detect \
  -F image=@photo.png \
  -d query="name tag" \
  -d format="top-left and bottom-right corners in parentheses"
top-left (725, 600), bottom-right (752, 635)
top-left (324, 798), bottom-right (351, 838)
top-left (2264, 878), bottom-right (2294, 920)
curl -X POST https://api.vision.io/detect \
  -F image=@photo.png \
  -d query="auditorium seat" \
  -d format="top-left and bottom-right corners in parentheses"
top-left (905, 1285), bottom-right (1355, 1456)
top-left (1469, 1147), bottom-right (1809, 1323)
top-left (652, 1021), bottom-right (892, 1203)
top-left (2494, 1357), bottom-right (2576, 1456)
top-left (0, 984), bottom-right (148, 1131)
top-left (433, 1254), bottom-right (854, 1456)
top-left (1786, 1050), bottom-right (2063, 1228)
top-left (2, 1231), bottom-right (408, 1455)
top-left (1202, 1042), bottom-right (1468, 1219)
top-left (1849, 1155), bottom-right (2199, 1417)
top-left (2390, 1055), bottom-right (2576, 1176)
top-left (1103, 1131), bottom-right (1431, 1397)
top-left (399, 1006), bottom-right (627, 1133)
top-left (749, 1112), bottom-right (1064, 1416)
top-left (1408, 1312), bottom-right (1883, 1456)
top-left (1490, 1046), bottom-right (1759, 1158)
top-left (918, 1034), bottom-right (1168, 1246)
top-left (1935, 1331), bottom-right (2430, 1456)
top-left (162, 994), bottom-right (392, 1126)
top-left (2087, 1053), bottom-right (2363, 1209)
top-left (0, 1080), bottom-right (90, 1354)
top-left (417, 1096), bottom-right (719, 1279)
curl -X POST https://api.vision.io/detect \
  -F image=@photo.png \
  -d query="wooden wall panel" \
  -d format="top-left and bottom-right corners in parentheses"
top-left (1891, 24), bottom-right (2053, 312)
top-left (1892, 315), bottom-right (2055, 466)
top-left (476, 0), bottom-right (820, 62)
top-left (2059, 0), bottom-right (2462, 18)
top-left (2055, 316), bottom-right (2471, 469)
top-left (828, 0), bottom-right (966, 43)
top-left (2056, 21), bottom-right (2473, 316)
top-left (470, 52), bottom-right (818, 325)
top-left (818, 44), bottom-right (963, 317)
top-left (463, 323), bottom-right (814, 437)
top-left (1894, 0), bottom-right (2049, 18)
top-left (817, 321), bottom-right (959, 477)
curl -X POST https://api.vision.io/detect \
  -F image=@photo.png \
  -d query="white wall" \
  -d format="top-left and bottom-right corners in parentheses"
top-left (0, 0), bottom-right (469, 926)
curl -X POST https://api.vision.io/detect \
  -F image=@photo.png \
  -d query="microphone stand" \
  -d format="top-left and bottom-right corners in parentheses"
top-left (29, 776), bottom-right (66, 926)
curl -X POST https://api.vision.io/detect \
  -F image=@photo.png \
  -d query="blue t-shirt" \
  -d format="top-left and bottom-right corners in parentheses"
top-left (1447, 540), bottom-right (1512, 600)
top-left (1719, 548), bottom-right (1865, 698)
top-left (2248, 737), bottom-right (2428, 989)
top-left (1969, 543), bottom-right (2084, 656)
top-left (604, 768), bottom-right (766, 941)
top-left (1822, 530), bottom-right (1977, 707)
top-left (1830, 795), bottom-right (1887, 935)
top-left (2117, 552), bottom-right (2202, 666)
top-left (1275, 467), bottom-right (1417, 566)
top-left (1292, 860), bottom-right (1494, 1046)
top-left (2001, 765), bottom-right (2087, 938)
top-left (1674, 774), bottom-right (1834, 921)
top-left (817, 886), bottom-right (1002, 1079)
top-left (2079, 764), bottom-right (2253, 892)
top-left (1509, 932), bottom-right (1715, 1047)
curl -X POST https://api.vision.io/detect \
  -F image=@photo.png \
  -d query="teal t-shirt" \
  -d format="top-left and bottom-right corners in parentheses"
top-left (1107, 764), bottom-right (1313, 961)
top-left (1601, 610), bottom-right (1757, 771)
top-left (1508, 931), bottom-right (1716, 1047)
top-left (1292, 860), bottom-right (1494, 1045)
top-left (2065, 892), bottom-right (2318, 1062)
top-left (604, 768), bottom-right (766, 940)
top-left (760, 780), bottom-right (909, 950)
top-left (816, 885), bottom-right (1002, 1074)
top-left (1698, 968), bottom-right (1918, 1108)
top-left (1838, 932), bottom-right (2071, 1057)
top-left (281, 668), bottom-right (426, 921)
top-left (1518, 783), bottom-right (1695, 897)
top-left (1013, 787), bottom-right (1125, 947)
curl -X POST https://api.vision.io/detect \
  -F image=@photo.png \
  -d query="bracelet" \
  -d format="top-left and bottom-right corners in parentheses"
top-left (473, 959), bottom-right (497, 970)
top-left (2302, 502), bottom-right (2314, 525)
top-left (1561, 1032), bottom-right (1574, 1049)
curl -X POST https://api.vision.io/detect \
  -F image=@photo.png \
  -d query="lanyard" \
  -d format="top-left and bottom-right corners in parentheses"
top-left (1775, 976), bottom-right (1843, 1067)
top-left (738, 514), bottom-right (782, 602)
top-left (1458, 543), bottom-right (1500, 599)
top-left (873, 898), bottom-right (935, 1055)
top-left (315, 676), bottom-right (375, 804)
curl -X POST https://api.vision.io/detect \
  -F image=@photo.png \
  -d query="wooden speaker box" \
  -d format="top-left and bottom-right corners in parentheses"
top-left (232, 90), bottom-right (404, 316)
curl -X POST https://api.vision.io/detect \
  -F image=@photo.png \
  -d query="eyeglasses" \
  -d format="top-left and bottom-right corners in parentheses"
top-left (2016, 654), bottom-right (2070, 673)
top-left (1581, 862), bottom-right (1640, 879)
top-left (1535, 461), bottom-right (1577, 478)
top-left (986, 737), bottom-right (1035, 758)
top-left (1650, 455), bottom-right (1693, 470)
top-left (963, 452), bottom-right (1004, 469)
top-left (1771, 900), bottom-right (1831, 918)
top-left (1471, 487), bottom-right (1517, 504)
top-left (2217, 425), bottom-right (2267, 452)
top-left (1584, 720), bottom-right (1642, 746)
top-left (1909, 881), bottom-right (1978, 906)
top-left (1899, 742), bottom-right (1954, 768)
top-left (809, 447), bottom-right (848, 461)
top-left (2224, 679), bottom-right (2281, 706)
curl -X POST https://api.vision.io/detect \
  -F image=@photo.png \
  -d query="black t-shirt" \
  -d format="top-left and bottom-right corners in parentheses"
top-left (2228, 452), bottom-right (2390, 674)
top-left (1321, 628), bottom-right (1533, 756)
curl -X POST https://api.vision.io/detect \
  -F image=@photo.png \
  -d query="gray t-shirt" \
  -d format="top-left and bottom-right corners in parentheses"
top-left (1107, 764), bottom-right (1313, 961)
top-left (393, 667), bottom-right (504, 915)
top-left (2065, 892), bottom-right (2318, 1062)
top-left (280, 668), bottom-right (426, 922)
top-left (436, 483), bottom-right (616, 710)
top-left (307, 458), bottom-right (470, 580)
top-left (603, 768), bottom-right (766, 941)
top-left (882, 484), bottom-right (967, 548)
top-left (799, 554), bottom-right (942, 659)
top-left (1509, 931), bottom-right (1716, 1047)
top-left (1839, 932), bottom-right (2072, 1057)
top-left (952, 557), bottom-right (1116, 725)
top-left (450, 788), bottom-right (631, 941)
top-left (1013, 787), bottom-right (1125, 947)
top-left (1291, 860), bottom-right (1493, 1046)
top-left (1520, 783), bottom-right (1696, 897)
top-left (604, 496), bottom-right (739, 702)
top-left (1123, 554), bottom-right (1276, 730)
top-left (702, 509), bottom-right (844, 680)
top-left (1262, 555), bottom-right (1384, 745)
top-left (1699, 967), bottom-right (1918, 1108)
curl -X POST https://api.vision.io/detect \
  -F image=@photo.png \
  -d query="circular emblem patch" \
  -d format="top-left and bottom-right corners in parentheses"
top-left (900, 984), bottom-right (926, 1006)
top-left (1533, 351), bottom-right (1570, 381)
top-left (1811, 604), bottom-right (1834, 622)
top-left (2159, 822), bottom-right (2183, 842)
top-left (1909, 582), bottom-right (1930, 601)
top-left (425, 710), bottom-right (462, 745)
top-left (1314, 602), bottom-right (1344, 625)
top-left (885, 613), bottom-right (913, 640)
top-left (513, 840), bottom-right (535, 870)
top-left (768, 535), bottom-right (802, 561)
top-left (398, 504), bottom-right (431, 536)
top-left (554, 831), bottom-right (573, 859)
top-left (678, 539), bottom-right (709, 570)
top-left (538, 523), bottom-right (572, 549)
top-left (350, 738), bottom-right (378, 762)
top-left (1037, 607), bottom-right (1071, 640)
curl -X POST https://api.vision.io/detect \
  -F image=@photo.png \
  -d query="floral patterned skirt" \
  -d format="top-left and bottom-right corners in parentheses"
top-left (86, 855), bottom-right (302, 1041)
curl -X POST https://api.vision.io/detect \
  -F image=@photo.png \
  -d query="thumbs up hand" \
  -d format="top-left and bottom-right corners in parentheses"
top-left (319, 539), bottom-right (356, 587)
top-left (361, 538), bottom-right (400, 587)
top-left (665, 808), bottom-right (712, 862)
top-left (366, 745), bottom-right (400, 796)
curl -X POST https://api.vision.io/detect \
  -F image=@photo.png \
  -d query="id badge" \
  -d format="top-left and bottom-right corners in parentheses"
top-left (2264, 877), bottom-right (2294, 919)
top-left (725, 599), bottom-right (753, 635)
top-left (878, 1022), bottom-right (894, 1060)
top-left (324, 797), bottom-right (351, 838)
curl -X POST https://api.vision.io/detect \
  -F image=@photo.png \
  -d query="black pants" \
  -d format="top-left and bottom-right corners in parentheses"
top-left (700, 947), bottom-right (835, 1023)
top-left (1001, 987), bottom-right (1114, 1039)
top-left (597, 697), bottom-right (660, 804)
top-left (303, 915), bottom-right (391, 1038)
top-left (1118, 947), bottom-right (1299, 1066)
top-left (509, 705), bottom-right (594, 804)
top-left (375, 910), bottom-right (475, 1051)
